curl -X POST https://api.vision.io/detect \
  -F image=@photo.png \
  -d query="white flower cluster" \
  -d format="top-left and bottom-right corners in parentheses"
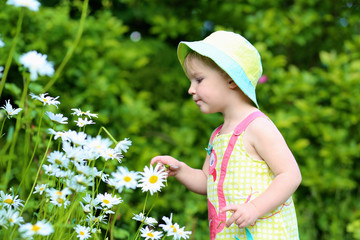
top-left (0, 190), bottom-right (53, 238)
top-left (133, 212), bottom-right (192, 240)
top-left (1, 92), bottom-right (192, 240)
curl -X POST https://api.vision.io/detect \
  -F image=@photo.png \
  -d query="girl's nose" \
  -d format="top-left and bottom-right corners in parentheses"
top-left (188, 82), bottom-right (195, 95)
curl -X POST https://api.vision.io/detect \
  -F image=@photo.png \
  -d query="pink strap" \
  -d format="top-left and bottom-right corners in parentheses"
top-left (215, 110), bottom-right (267, 231)
top-left (210, 125), bottom-right (222, 143)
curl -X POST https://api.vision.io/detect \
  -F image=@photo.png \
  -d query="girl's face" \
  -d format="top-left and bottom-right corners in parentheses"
top-left (186, 56), bottom-right (232, 114)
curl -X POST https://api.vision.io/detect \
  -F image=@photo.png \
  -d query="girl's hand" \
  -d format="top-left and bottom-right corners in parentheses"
top-left (150, 155), bottom-right (181, 177)
top-left (220, 202), bottom-right (259, 228)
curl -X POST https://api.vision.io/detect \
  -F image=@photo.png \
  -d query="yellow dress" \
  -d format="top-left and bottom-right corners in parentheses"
top-left (207, 111), bottom-right (299, 240)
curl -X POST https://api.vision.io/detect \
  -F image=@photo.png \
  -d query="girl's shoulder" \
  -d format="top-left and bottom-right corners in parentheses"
top-left (245, 116), bottom-right (285, 145)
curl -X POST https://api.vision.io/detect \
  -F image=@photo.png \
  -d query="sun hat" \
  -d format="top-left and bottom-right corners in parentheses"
top-left (177, 30), bottom-right (263, 108)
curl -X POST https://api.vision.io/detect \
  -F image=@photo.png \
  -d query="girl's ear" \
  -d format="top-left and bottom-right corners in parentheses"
top-left (228, 80), bottom-right (238, 89)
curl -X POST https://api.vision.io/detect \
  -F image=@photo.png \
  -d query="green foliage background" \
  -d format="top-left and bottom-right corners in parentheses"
top-left (0, 0), bottom-right (359, 239)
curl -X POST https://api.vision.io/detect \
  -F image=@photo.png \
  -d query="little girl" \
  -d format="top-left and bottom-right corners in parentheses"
top-left (151, 31), bottom-right (301, 240)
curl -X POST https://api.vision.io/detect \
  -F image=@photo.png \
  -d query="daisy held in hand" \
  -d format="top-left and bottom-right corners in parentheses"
top-left (137, 164), bottom-right (167, 195)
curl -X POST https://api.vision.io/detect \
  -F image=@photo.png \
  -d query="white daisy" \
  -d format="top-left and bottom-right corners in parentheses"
top-left (159, 213), bottom-right (174, 233)
top-left (66, 174), bottom-right (92, 192)
top-left (74, 225), bottom-right (91, 240)
top-left (79, 202), bottom-right (92, 214)
top-left (46, 187), bottom-right (72, 208)
top-left (140, 226), bottom-right (163, 240)
top-left (47, 151), bottom-right (69, 168)
top-left (63, 130), bottom-right (87, 146)
top-left (95, 192), bottom-right (122, 209)
top-left (42, 164), bottom-right (61, 176)
top-left (73, 161), bottom-right (93, 176)
top-left (0, 192), bottom-right (23, 209)
top-left (102, 208), bottom-right (115, 215)
top-left (175, 226), bottom-right (192, 240)
top-left (74, 117), bottom-right (95, 127)
top-left (86, 214), bottom-right (107, 225)
top-left (30, 93), bottom-right (60, 108)
top-left (19, 220), bottom-right (54, 238)
top-left (1, 100), bottom-right (22, 118)
top-left (108, 166), bottom-right (139, 193)
top-left (6, 0), bottom-right (41, 11)
top-left (62, 142), bottom-right (87, 161)
top-left (115, 138), bottom-right (132, 153)
top-left (71, 108), bottom-right (98, 118)
top-left (85, 135), bottom-right (112, 158)
top-left (82, 193), bottom-right (101, 210)
top-left (132, 212), bottom-right (158, 227)
top-left (5, 208), bottom-right (24, 227)
top-left (46, 111), bottom-right (68, 124)
top-left (19, 51), bottom-right (54, 80)
top-left (48, 129), bottom-right (69, 141)
top-left (101, 147), bottom-right (123, 162)
top-left (137, 164), bottom-right (167, 195)
top-left (33, 184), bottom-right (47, 195)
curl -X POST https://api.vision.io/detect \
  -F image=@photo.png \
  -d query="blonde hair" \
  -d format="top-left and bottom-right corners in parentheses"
top-left (183, 51), bottom-right (231, 79)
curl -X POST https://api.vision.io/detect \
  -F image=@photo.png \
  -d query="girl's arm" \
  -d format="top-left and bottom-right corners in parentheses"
top-left (150, 155), bottom-right (209, 195)
top-left (221, 117), bottom-right (302, 228)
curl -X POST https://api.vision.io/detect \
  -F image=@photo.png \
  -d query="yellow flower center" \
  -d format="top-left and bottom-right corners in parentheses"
top-left (32, 224), bottom-right (41, 232)
top-left (57, 198), bottom-right (64, 204)
top-left (103, 199), bottom-right (110, 204)
top-left (147, 232), bottom-right (154, 237)
top-left (4, 198), bottom-right (14, 204)
top-left (56, 191), bottom-right (62, 196)
top-left (171, 225), bottom-right (177, 232)
top-left (149, 175), bottom-right (158, 184)
top-left (40, 187), bottom-right (44, 191)
top-left (124, 176), bottom-right (132, 182)
top-left (9, 218), bottom-right (14, 222)
top-left (55, 159), bottom-right (62, 165)
top-left (80, 231), bottom-right (85, 236)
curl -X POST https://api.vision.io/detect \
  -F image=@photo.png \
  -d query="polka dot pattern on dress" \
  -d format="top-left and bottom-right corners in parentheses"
top-left (207, 132), bottom-right (299, 240)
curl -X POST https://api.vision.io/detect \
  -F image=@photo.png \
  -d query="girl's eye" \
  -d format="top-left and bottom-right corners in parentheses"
top-left (196, 78), bottom-right (203, 83)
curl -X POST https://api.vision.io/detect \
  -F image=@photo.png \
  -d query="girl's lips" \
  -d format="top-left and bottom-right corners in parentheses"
top-left (194, 99), bottom-right (202, 106)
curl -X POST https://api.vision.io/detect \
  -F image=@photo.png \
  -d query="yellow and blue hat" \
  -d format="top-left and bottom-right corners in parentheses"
top-left (177, 31), bottom-right (262, 108)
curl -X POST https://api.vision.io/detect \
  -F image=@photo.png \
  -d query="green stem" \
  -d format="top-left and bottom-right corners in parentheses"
top-left (132, 192), bottom-right (150, 240)
top-left (0, 117), bottom-right (6, 139)
top-left (19, 133), bottom-right (54, 217)
top-left (18, 108), bottom-right (47, 195)
top-left (97, 126), bottom-right (118, 144)
top-left (0, 8), bottom-right (24, 98)
top-left (104, 189), bottom-right (118, 240)
top-left (4, 75), bottom-right (30, 189)
top-left (43, 0), bottom-right (89, 92)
